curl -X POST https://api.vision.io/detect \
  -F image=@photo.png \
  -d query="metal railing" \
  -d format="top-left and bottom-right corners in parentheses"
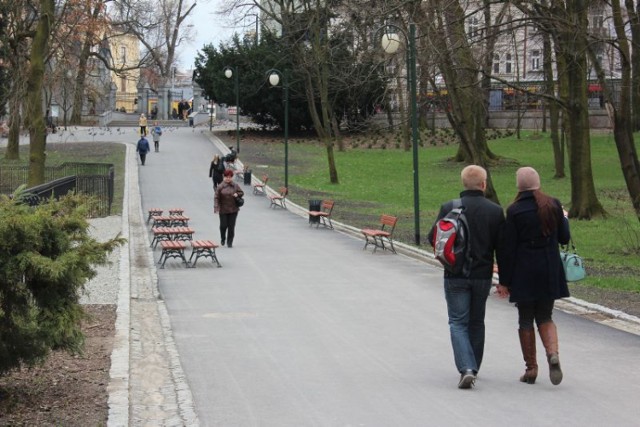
top-left (0, 162), bottom-right (114, 217)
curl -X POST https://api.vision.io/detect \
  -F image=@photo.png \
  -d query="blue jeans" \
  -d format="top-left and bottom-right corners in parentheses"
top-left (444, 278), bottom-right (492, 374)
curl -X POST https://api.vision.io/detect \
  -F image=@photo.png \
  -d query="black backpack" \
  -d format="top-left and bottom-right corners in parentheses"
top-left (431, 199), bottom-right (473, 276)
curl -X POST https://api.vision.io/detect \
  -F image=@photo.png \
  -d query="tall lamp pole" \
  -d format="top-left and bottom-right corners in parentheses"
top-left (379, 23), bottom-right (420, 246)
top-left (266, 69), bottom-right (289, 188)
top-left (223, 66), bottom-right (240, 153)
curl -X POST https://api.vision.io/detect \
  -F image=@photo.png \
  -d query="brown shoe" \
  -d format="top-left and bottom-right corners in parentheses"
top-left (538, 322), bottom-right (563, 385)
top-left (518, 328), bottom-right (538, 384)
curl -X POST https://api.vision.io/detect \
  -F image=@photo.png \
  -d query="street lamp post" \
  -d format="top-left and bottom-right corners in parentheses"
top-left (266, 69), bottom-right (289, 189)
top-left (379, 23), bottom-right (421, 246)
top-left (223, 66), bottom-right (240, 153)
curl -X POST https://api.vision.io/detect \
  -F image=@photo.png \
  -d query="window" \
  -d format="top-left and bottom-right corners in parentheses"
top-left (120, 77), bottom-right (126, 92)
top-left (506, 54), bottom-right (512, 74)
top-left (493, 54), bottom-right (500, 74)
top-left (531, 50), bottom-right (540, 70)
top-left (120, 46), bottom-right (126, 64)
top-left (468, 17), bottom-right (482, 38)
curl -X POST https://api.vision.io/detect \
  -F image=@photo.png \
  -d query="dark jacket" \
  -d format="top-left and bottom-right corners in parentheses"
top-left (209, 160), bottom-right (224, 183)
top-left (136, 137), bottom-right (150, 153)
top-left (427, 190), bottom-right (505, 280)
top-left (500, 191), bottom-right (570, 303)
top-left (214, 180), bottom-right (244, 214)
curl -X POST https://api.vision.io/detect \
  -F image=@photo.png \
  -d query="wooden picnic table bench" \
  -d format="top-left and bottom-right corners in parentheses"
top-left (188, 240), bottom-right (222, 268)
top-left (253, 175), bottom-right (269, 195)
top-left (361, 214), bottom-right (398, 254)
top-left (151, 215), bottom-right (190, 228)
top-left (147, 208), bottom-right (163, 224)
top-left (308, 200), bottom-right (335, 229)
top-left (269, 187), bottom-right (288, 209)
top-left (168, 208), bottom-right (185, 216)
top-left (150, 226), bottom-right (195, 248)
top-left (158, 240), bottom-right (188, 268)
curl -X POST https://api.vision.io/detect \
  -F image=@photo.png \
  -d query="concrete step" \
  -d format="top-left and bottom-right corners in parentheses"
top-left (108, 120), bottom-right (191, 128)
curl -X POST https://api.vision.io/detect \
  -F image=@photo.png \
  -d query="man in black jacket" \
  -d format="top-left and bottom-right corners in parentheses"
top-left (427, 165), bottom-right (505, 389)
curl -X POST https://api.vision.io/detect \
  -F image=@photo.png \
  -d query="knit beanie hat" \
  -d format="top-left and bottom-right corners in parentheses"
top-left (516, 167), bottom-right (540, 191)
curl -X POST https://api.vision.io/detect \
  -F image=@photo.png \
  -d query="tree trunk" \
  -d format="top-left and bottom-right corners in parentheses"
top-left (5, 96), bottom-right (22, 160)
top-left (543, 32), bottom-right (563, 178)
top-left (625, 0), bottom-right (640, 131)
top-left (26, 0), bottom-right (54, 187)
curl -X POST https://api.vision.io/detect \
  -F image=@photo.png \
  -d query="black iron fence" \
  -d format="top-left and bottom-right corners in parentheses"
top-left (0, 162), bottom-right (114, 217)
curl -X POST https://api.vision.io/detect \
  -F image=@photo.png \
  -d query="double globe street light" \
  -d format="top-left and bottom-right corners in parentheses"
top-left (266, 68), bottom-right (289, 189)
top-left (223, 66), bottom-right (240, 153)
top-left (378, 23), bottom-right (421, 246)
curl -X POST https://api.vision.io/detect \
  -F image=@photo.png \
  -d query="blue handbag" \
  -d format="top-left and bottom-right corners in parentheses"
top-left (560, 240), bottom-right (586, 282)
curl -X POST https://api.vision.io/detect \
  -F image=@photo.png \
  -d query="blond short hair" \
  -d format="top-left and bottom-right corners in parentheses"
top-left (461, 165), bottom-right (487, 190)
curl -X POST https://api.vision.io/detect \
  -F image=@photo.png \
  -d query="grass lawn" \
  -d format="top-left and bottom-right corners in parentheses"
top-left (231, 129), bottom-right (640, 295)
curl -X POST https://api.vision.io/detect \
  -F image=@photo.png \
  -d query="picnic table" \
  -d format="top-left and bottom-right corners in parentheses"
top-left (150, 226), bottom-right (195, 248)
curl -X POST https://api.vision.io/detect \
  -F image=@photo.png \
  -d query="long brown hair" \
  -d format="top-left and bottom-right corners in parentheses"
top-left (515, 190), bottom-right (558, 236)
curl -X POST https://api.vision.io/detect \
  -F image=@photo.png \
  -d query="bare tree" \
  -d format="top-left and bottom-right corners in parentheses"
top-left (26, 0), bottom-right (55, 186)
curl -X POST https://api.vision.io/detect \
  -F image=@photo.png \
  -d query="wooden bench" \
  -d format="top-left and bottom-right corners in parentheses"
top-left (168, 208), bottom-right (185, 216)
top-left (151, 215), bottom-right (190, 228)
top-left (147, 208), bottom-right (163, 224)
top-left (253, 175), bottom-right (269, 195)
top-left (269, 187), bottom-right (288, 209)
top-left (308, 200), bottom-right (335, 229)
top-left (158, 240), bottom-right (188, 268)
top-left (361, 214), bottom-right (398, 254)
top-left (188, 240), bottom-right (222, 268)
top-left (150, 226), bottom-right (195, 248)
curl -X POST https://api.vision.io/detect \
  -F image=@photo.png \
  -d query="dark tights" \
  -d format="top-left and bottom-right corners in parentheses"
top-left (219, 212), bottom-right (238, 244)
top-left (517, 300), bottom-right (554, 330)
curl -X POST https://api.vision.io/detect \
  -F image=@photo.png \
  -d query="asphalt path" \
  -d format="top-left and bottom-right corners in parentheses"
top-left (5, 126), bottom-right (638, 426)
top-left (131, 128), bottom-right (640, 427)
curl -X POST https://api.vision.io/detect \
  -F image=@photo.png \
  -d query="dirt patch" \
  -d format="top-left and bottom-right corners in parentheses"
top-left (0, 304), bottom-right (116, 426)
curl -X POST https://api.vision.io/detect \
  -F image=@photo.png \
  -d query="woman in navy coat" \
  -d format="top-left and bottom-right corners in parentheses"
top-left (496, 167), bottom-right (570, 386)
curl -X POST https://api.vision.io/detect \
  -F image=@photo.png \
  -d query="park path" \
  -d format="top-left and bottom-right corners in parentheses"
top-left (135, 127), bottom-right (639, 426)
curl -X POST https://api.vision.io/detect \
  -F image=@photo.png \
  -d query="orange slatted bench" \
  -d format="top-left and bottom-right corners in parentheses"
top-left (151, 227), bottom-right (195, 249)
top-left (158, 241), bottom-right (188, 268)
top-left (308, 200), bottom-right (335, 229)
top-left (269, 187), bottom-right (288, 209)
top-left (361, 214), bottom-right (398, 254)
top-left (147, 208), bottom-right (163, 224)
top-left (169, 208), bottom-right (185, 216)
top-left (253, 175), bottom-right (269, 195)
top-left (188, 240), bottom-right (222, 268)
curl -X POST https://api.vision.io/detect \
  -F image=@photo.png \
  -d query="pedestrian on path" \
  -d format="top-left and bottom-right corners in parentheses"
top-left (495, 167), bottom-right (570, 386)
top-left (136, 135), bottom-right (151, 166)
top-left (427, 165), bottom-right (506, 389)
top-left (139, 113), bottom-right (148, 136)
top-left (209, 154), bottom-right (224, 190)
top-left (214, 169), bottom-right (244, 248)
top-left (151, 121), bottom-right (162, 152)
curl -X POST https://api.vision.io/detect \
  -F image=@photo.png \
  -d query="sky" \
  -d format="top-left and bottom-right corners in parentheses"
top-left (180, 0), bottom-right (254, 70)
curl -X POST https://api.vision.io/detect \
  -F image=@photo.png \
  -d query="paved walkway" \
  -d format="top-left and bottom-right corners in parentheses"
top-left (105, 127), bottom-right (638, 426)
top-left (5, 126), bottom-right (638, 426)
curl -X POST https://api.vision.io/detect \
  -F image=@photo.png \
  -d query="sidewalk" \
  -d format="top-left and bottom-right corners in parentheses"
top-left (106, 127), bottom-right (640, 426)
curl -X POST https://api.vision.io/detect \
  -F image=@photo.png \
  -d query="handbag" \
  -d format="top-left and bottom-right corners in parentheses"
top-left (560, 239), bottom-right (586, 282)
top-left (235, 196), bottom-right (245, 207)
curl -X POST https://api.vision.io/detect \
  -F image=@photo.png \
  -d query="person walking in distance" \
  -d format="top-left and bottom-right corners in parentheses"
top-left (495, 167), bottom-right (570, 386)
top-left (136, 135), bottom-right (151, 166)
top-left (214, 169), bottom-right (244, 248)
top-left (151, 121), bottom-right (163, 152)
top-left (139, 113), bottom-right (148, 136)
top-left (209, 154), bottom-right (225, 191)
top-left (427, 165), bottom-right (505, 389)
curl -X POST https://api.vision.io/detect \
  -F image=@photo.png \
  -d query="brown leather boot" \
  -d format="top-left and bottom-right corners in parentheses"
top-left (538, 321), bottom-right (563, 385)
top-left (518, 328), bottom-right (538, 384)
